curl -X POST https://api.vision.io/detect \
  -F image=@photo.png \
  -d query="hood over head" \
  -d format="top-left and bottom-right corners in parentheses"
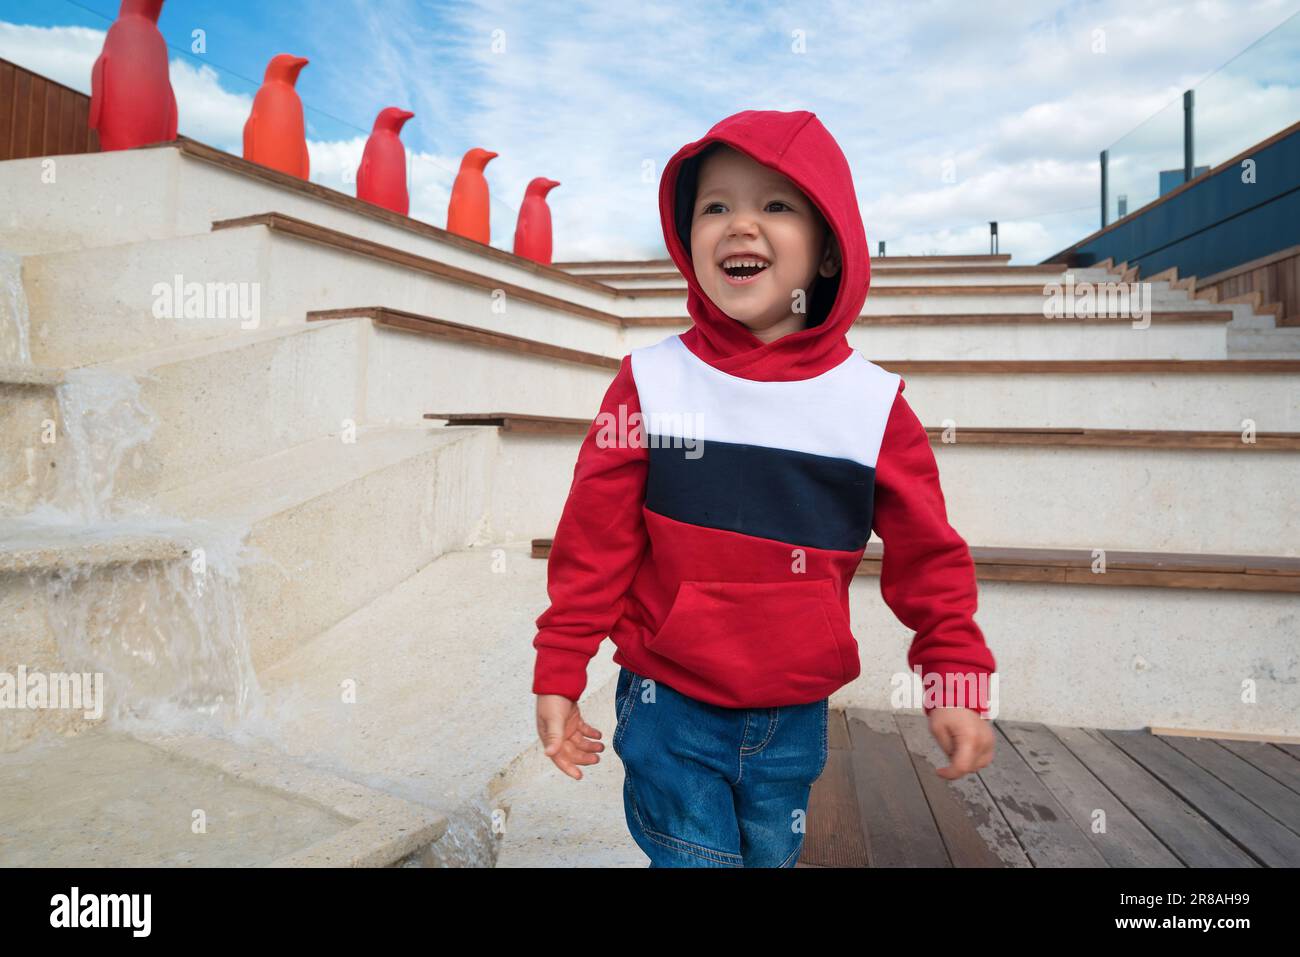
top-left (658, 109), bottom-right (870, 382)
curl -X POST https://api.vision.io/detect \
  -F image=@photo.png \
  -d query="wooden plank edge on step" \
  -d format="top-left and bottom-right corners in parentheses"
top-left (528, 539), bottom-right (1300, 591)
top-left (213, 211), bottom-right (625, 326)
top-left (422, 412), bottom-right (1300, 450)
top-left (306, 306), bottom-right (620, 371)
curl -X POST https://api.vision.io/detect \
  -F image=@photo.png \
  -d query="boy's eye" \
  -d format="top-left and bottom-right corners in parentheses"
top-left (701, 201), bottom-right (792, 214)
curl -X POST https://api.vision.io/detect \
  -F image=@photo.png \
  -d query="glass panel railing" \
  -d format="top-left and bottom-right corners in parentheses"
top-left (1102, 10), bottom-right (1299, 225)
top-left (1105, 93), bottom-right (1189, 225)
top-left (1194, 14), bottom-right (1300, 170)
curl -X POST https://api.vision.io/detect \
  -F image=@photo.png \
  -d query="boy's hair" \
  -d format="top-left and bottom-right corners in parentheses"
top-left (673, 142), bottom-right (840, 329)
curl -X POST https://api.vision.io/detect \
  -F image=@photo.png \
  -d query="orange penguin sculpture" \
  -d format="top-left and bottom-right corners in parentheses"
top-left (243, 54), bottom-right (310, 179)
top-left (446, 148), bottom-right (498, 244)
top-left (357, 107), bottom-right (415, 215)
top-left (89, 0), bottom-right (178, 151)
top-left (513, 178), bottom-right (561, 264)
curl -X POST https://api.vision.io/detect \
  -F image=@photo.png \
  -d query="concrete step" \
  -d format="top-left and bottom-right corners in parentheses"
top-left (247, 540), bottom-right (596, 866)
top-left (848, 317), bottom-right (1233, 360)
top-left (0, 364), bottom-right (61, 517)
top-left (153, 424), bottom-right (494, 670)
top-left (1, 250), bottom-right (32, 364)
top-left (20, 224), bottom-right (623, 368)
top-left (852, 571), bottom-right (1297, 735)
top-left (80, 316), bottom-right (614, 505)
top-left (86, 320), bottom-right (365, 504)
top-left (1226, 325), bottom-right (1300, 356)
top-left (2, 423), bottom-right (498, 741)
top-left (324, 314), bottom-right (616, 425)
top-left (621, 312), bottom-right (1243, 360)
top-left (615, 279), bottom-right (1223, 318)
top-left (494, 664), bottom-right (643, 867)
top-left (933, 442), bottom-right (1299, 556)
top-left (474, 426), bottom-right (1300, 557)
top-left (0, 516), bottom-right (218, 750)
top-left (885, 367), bottom-right (1300, 431)
top-left (554, 260), bottom-right (673, 277)
top-left (0, 724), bottom-right (444, 866)
top-left (2, 314), bottom-right (617, 518)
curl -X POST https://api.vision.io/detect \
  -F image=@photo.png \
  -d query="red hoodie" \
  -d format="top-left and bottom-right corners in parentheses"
top-left (532, 109), bottom-right (995, 715)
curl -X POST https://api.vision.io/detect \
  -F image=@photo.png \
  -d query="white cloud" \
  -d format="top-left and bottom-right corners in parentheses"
top-left (166, 58), bottom-right (253, 152)
top-left (0, 21), bottom-right (101, 91)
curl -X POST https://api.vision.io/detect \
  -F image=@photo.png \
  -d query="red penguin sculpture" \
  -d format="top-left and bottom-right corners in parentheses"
top-left (357, 107), bottom-right (415, 215)
top-left (513, 178), bottom-right (561, 264)
top-left (89, 0), bottom-right (178, 151)
top-left (446, 148), bottom-right (497, 244)
top-left (243, 54), bottom-right (310, 179)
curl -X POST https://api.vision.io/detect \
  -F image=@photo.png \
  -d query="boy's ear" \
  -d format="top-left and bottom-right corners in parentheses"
top-left (818, 229), bottom-right (841, 279)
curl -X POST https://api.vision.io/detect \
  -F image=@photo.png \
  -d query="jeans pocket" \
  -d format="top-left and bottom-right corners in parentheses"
top-left (615, 667), bottom-right (632, 715)
top-left (815, 699), bottom-right (830, 780)
top-left (613, 668), bottom-right (639, 756)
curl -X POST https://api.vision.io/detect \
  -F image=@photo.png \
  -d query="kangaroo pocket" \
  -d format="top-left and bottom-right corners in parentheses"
top-left (645, 578), bottom-right (856, 706)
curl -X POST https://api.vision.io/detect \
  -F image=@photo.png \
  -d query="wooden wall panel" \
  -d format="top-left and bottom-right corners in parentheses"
top-left (1200, 246), bottom-right (1300, 328)
top-left (12, 65), bottom-right (32, 158)
top-left (0, 59), bottom-right (15, 158)
top-left (0, 56), bottom-right (99, 161)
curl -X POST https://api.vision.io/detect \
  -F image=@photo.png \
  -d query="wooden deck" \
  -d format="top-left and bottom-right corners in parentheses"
top-left (797, 709), bottom-right (1300, 867)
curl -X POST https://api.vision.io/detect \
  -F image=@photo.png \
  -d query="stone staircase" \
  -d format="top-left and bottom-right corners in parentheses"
top-left (1, 140), bottom-right (1296, 868)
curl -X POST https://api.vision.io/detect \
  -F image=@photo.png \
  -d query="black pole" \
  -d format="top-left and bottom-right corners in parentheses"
top-left (878, 240), bottom-right (886, 258)
top-left (989, 221), bottom-right (998, 255)
top-left (1183, 89), bottom-right (1194, 184)
top-left (1100, 149), bottom-right (1109, 228)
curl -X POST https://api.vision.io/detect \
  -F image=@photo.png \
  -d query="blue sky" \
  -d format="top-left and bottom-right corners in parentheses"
top-left (2, 0), bottom-right (1298, 263)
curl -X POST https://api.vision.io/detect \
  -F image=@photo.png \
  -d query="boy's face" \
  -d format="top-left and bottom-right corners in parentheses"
top-left (689, 145), bottom-right (840, 343)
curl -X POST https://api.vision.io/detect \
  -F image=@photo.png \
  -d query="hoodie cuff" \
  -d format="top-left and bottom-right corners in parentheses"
top-left (917, 660), bottom-right (994, 716)
top-left (532, 645), bottom-right (593, 702)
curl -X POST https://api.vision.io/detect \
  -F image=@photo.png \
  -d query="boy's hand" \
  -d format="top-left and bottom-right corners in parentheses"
top-left (536, 693), bottom-right (606, 780)
top-left (927, 707), bottom-right (994, 780)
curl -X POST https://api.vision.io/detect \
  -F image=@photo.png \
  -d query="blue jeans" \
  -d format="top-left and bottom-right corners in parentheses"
top-left (612, 666), bottom-right (829, 868)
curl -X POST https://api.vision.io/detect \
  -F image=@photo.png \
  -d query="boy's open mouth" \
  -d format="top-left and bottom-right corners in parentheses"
top-left (718, 255), bottom-right (772, 285)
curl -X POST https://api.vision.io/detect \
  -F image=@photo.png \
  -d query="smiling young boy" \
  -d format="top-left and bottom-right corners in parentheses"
top-left (533, 109), bottom-right (997, 867)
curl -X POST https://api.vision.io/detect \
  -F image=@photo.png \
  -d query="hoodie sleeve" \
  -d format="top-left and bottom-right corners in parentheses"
top-left (532, 354), bottom-right (650, 702)
top-left (872, 379), bottom-right (996, 716)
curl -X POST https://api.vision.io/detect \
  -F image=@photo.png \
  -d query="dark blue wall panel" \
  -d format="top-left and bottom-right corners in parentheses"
top-left (1049, 126), bottom-right (1300, 278)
